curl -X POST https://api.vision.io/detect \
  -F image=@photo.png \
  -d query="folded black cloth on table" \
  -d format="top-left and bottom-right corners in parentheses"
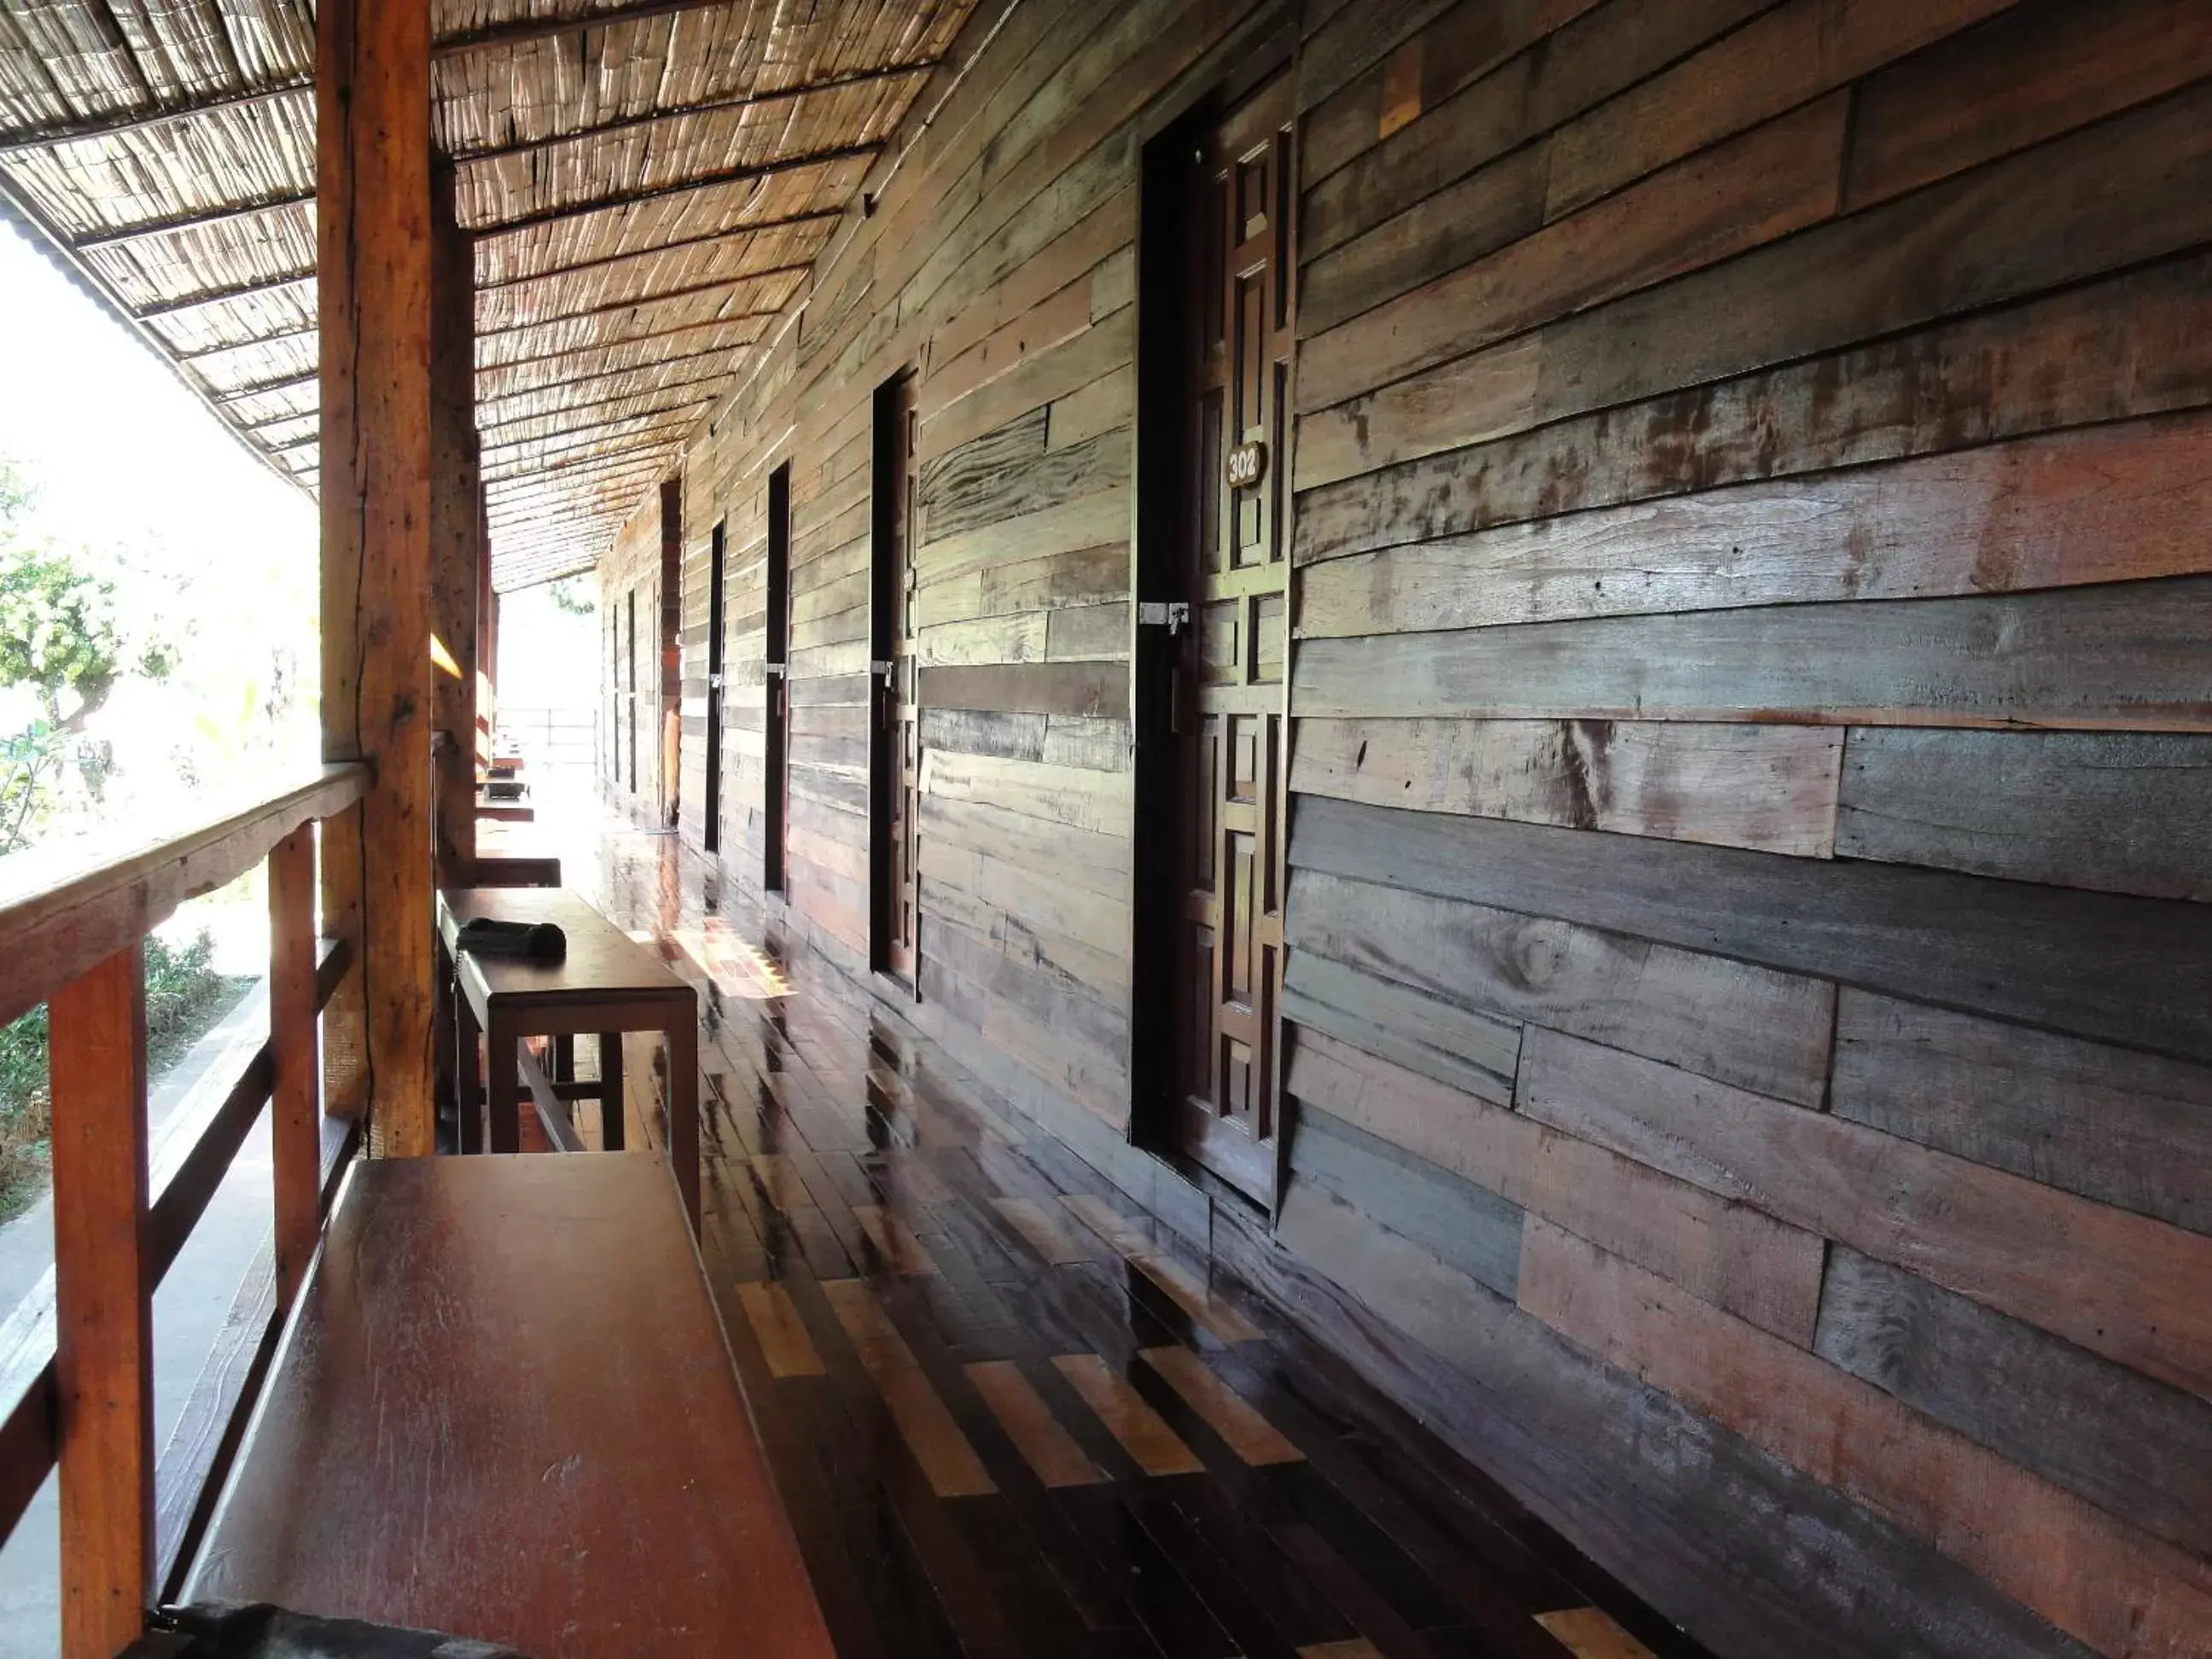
top-left (453, 917), bottom-right (566, 963)
top-left (135, 1601), bottom-right (528, 1658)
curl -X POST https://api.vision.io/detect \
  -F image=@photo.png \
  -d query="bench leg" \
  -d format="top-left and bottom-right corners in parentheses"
top-left (434, 935), bottom-right (456, 1128)
top-left (598, 1033), bottom-right (625, 1152)
top-left (488, 1012), bottom-right (523, 1155)
top-left (457, 993), bottom-right (483, 1155)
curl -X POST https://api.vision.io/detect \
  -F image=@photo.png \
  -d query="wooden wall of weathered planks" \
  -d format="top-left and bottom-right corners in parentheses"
top-left (598, 1), bottom-right (2212, 1654)
top-left (602, 483), bottom-right (678, 822)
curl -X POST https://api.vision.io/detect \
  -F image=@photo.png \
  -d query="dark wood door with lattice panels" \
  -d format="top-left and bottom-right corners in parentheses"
top-left (1171, 70), bottom-right (1294, 1206)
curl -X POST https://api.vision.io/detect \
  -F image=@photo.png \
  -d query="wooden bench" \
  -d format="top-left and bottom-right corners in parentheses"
top-left (183, 1155), bottom-right (835, 1659)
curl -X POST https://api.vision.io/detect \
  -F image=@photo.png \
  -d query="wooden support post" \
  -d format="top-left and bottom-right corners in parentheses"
top-left (431, 159), bottom-right (480, 885)
top-left (319, 0), bottom-right (435, 1156)
top-left (269, 824), bottom-right (320, 1306)
top-left (50, 946), bottom-right (152, 1658)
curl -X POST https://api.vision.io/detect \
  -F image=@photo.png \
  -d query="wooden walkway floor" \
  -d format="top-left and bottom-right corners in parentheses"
top-left (562, 811), bottom-right (1708, 1659)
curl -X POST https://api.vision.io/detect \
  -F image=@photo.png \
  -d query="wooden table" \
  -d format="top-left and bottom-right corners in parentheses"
top-left (184, 1155), bottom-right (836, 1659)
top-left (438, 887), bottom-right (698, 1228)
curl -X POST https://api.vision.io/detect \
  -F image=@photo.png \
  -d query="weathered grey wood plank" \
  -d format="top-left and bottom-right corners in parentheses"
top-left (1813, 1246), bottom-right (2212, 1561)
top-left (1519, 1220), bottom-right (2212, 1659)
top-left (1290, 717), bottom-right (1842, 857)
top-left (1281, 946), bottom-right (1522, 1103)
top-left (1288, 1023), bottom-right (1825, 1343)
top-left (1289, 1106), bottom-right (1525, 1298)
top-left (1251, 1182), bottom-right (2098, 1659)
top-left (1292, 578), bottom-right (2212, 732)
top-left (1293, 794), bottom-right (2212, 1065)
top-left (1517, 1025), bottom-right (2212, 1401)
top-left (1287, 865), bottom-right (1835, 1104)
top-left (1837, 727), bottom-right (2212, 900)
top-left (1297, 411), bottom-right (2212, 627)
top-left (1831, 990), bottom-right (2212, 1237)
top-left (1294, 250), bottom-right (2212, 565)
top-left (917, 661), bottom-right (1126, 716)
top-left (1297, 77), bottom-right (2212, 483)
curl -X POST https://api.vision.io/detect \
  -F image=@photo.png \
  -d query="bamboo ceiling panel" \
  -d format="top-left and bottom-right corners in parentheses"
top-left (0, 0), bottom-right (978, 588)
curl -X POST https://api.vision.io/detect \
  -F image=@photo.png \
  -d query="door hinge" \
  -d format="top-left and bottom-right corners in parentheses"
top-left (1138, 601), bottom-right (1191, 636)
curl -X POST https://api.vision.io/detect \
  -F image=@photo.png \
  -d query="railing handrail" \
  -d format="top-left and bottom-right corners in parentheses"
top-left (0, 761), bottom-right (369, 1032)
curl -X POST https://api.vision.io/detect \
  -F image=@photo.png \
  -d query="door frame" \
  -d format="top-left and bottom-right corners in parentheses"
top-left (763, 462), bottom-right (792, 895)
top-left (868, 370), bottom-right (920, 991)
top-left (703, 517), bottom-right (727, 854)
top-left (1126, 12), bottom-right (1299, 1206)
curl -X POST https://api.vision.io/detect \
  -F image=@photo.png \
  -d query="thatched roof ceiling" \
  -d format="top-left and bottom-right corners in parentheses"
top-left (0, 0), bottom-right (979, 588)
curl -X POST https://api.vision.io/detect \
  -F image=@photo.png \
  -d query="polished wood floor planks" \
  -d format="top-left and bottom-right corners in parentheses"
top-left (823, 1278), bottom-right (998, 1497)
top-left (573, 815), bottom-right (1712, 1659)
top-left (966, 1359), bottom-right (1107, 1487)
top-left (1139, 1347), bottom-right (1304, 1465)
top-left (740, 1281), bottom-right (827, 1377)
top-left (1538, 1607), bottom-right (1661, 1659)
top-left (1053, 1353), bottom-right (1208, 1476)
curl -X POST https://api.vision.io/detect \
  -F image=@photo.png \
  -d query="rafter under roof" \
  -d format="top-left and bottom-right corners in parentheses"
top-left (0, 0), bottom-right (985, 589)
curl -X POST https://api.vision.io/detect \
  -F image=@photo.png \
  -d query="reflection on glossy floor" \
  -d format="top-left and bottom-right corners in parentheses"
top-left (573, 808), bottom-right (1708, 1659)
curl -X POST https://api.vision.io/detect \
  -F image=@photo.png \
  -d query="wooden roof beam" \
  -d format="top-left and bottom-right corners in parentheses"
top-left (450, 59), bottom-right (940, 163)
top-left (476, 281), bottom-right (792, 339)
top-left (73, 188), bottom-right (314, 253)
top-left (486, 445), bottom-right (679, 490)
top-left (0, 78), bottom-right (313, 158)
top-left (212, 368), bottom-right (318, 404)
top-left (137, 267), bottom-right (316, 320)
top-left (68, 143), bottom-right (860, 258)
top-left (475, 341), bottom-right (745, 401)
top-left (471, 141), bottom-right (876, 239)
top-left (477, 393), bottom-right (718, 450)
top-left (176, 322), bottom-right (316, 362)
top-left (474, 207), bottom-right (838, 289)
top-left (482, 419), bottom-right (701, 471)
top-left (433, 0), bottom-right (737, 59)
top-left (475, 310), bottom-right (771, 375)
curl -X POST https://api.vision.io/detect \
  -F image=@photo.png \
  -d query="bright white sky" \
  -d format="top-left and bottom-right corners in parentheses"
top-left (0, 219), bottom-right (314, 558)
top-left (0, 218), bottom-right (321, 905)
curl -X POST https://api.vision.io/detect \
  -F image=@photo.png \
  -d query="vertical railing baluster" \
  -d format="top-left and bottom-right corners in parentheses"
top-left (49, 944), bottom-right (152, 1659)
top-left (270, 824), bottom-right (320, 1307)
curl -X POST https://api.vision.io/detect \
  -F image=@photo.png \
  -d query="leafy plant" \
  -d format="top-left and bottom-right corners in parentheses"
top-left (0, 460), bottom-right (175, 853)
top-left (547, 577), bottom-right (597, 615)
top-left (0, 928), bottom-right (249, 1222)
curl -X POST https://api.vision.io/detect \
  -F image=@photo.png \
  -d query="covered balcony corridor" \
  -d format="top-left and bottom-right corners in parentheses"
top-left (0, 0), bottom-right (2207, 1655)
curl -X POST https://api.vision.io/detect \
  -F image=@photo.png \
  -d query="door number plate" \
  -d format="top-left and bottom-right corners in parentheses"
top-left (1225, 439), bottom-right (1267, 489)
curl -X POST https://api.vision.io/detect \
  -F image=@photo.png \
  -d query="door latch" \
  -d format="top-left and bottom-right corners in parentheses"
top-left (870, 659), bottom-right (896, 678)
top-left (1138, 601), bottom-right (1191, 636)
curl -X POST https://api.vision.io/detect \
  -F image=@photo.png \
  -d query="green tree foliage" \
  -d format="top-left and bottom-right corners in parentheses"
top-left (547, 576), bottom-right (597, 615)
top-left (0, 928), bottom-right (246, 1220)
top-left (0, 460), bottom-right (173, 850)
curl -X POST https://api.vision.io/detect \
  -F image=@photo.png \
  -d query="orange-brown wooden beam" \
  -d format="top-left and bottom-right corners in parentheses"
top-left (432, 160), bottom-right (481, 886)
top-left (319, 0), bottom-right (434, 1155)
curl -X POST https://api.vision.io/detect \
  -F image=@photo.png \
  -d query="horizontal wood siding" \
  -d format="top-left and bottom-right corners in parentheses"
top-left (1272, 0), bottom-right (2212, 1652)
top-left (617, 2), bottom-right (2212, 1654)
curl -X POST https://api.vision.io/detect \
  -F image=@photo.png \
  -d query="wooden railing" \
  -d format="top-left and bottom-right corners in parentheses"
top-left (0, 761), bottom-right (368, 1659)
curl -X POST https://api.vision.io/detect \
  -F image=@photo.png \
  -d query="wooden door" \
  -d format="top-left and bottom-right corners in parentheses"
top-left (704, 520), bottom-right (726, 853)
top-left (1164, 71), bottom-right (1295, 1205)
top-left (870, 375), bottom-right (921, 984)
top-left (764, 463), bottom-right (791, 894)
